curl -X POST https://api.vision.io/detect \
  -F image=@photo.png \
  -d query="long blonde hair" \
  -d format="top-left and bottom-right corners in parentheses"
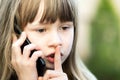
top-left (0, 0), bottom-right (97, 80)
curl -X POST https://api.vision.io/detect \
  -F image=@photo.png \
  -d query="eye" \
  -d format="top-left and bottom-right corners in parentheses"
top-left (60, 26), bottom-right (71, 31)
top-left (37, 28), bottom-right (46, 33)
top-left (61, 27), bottom-right (70, 30)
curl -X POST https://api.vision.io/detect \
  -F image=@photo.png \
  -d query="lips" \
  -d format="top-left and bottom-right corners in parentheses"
top-left (46, 53), bottom-right (63, 64)
top-left (46, 53), bottom-right (55, 63)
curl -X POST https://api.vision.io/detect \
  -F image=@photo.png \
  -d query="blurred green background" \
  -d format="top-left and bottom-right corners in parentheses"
top-left (86, 0), bottom-right (120, 80)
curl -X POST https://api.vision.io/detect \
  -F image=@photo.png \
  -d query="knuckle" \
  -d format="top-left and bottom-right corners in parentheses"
top-left (33, 52), bottom-right (39, 57)
top-left (24, 44), bottom-right (33, 51)
top-left (24, 45), bottom-right (29, 51)
top-left (32, 51), bottom-right (42, 58)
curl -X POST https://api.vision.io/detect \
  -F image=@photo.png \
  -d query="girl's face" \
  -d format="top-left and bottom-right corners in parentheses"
top-left (23, 1), bottom-right (74, 69)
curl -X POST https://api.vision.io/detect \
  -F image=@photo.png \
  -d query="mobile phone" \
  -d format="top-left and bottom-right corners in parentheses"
top-left (14, 23), bottom-right (46, 76)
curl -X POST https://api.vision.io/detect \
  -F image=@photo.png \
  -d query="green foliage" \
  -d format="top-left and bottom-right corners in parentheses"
top-left (87, 0), bottom-right (120, 80)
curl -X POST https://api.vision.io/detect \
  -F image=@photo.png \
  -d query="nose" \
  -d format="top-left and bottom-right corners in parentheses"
top-left (48, 32), bottom-right (62, 47)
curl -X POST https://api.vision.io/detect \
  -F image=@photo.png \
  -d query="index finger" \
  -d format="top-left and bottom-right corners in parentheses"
top-left (12, 32), bottom-right (26, 57)
top-left (54, 46), bottom-right (63, 72)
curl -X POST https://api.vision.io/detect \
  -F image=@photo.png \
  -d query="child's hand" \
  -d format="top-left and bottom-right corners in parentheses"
top-left (11, 32), bottom-right (42, 80)
top-left (38, 46), bottom-right (68, 80)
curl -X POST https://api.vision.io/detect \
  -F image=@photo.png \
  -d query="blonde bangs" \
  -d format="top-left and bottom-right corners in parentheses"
top-left (15, 0), bottom-right (75, 27)
top-left (40, 0), bottom-right (75, 23)
top-left (15, 0), bottom-right (41, 27)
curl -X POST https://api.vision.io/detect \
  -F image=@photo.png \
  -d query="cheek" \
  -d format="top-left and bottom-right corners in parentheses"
top-left (64, 31), bottom-right (74, 52)
top-left (61, 43), bottom-right (72, 64)
top-left (61, 33), bottom-right (74, 63)
top-left (26, 33), bottom-right (47, 49)
top-left (33, 39), bottom-right (46, 50)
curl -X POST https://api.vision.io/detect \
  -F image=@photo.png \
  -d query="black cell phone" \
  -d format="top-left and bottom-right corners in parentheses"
top-left (14, 23), bottom-right (46, 76)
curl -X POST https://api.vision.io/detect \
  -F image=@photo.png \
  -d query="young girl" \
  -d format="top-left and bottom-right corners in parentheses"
top-left (0, 0), bottom-right (97, 80)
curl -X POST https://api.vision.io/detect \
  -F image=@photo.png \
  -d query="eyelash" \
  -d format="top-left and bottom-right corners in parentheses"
top-left (60, 26), bottom-right (71, 31)
top-left (36, 26), bottom-right (71, 33)
top-left (37, 28), bottom-right (46, 33)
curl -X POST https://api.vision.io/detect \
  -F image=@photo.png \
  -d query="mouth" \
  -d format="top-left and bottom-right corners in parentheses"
top-left (46, 53), bottom-right (55, 64)
top-left (46, 53), bottom-right (63, 64)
